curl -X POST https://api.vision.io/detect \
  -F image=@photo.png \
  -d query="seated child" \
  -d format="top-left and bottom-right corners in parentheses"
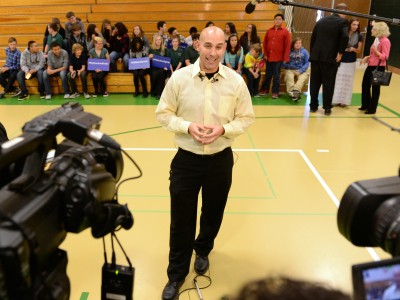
top-left (282, 37), bottom-right (309, 101)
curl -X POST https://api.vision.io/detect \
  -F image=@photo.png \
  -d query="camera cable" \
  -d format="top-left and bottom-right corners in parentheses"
top-left (177, 274), bottom-right (212, 300)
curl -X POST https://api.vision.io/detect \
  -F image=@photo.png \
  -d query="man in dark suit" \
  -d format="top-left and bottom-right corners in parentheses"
top-left (309, 3), bottom-right (349, 115)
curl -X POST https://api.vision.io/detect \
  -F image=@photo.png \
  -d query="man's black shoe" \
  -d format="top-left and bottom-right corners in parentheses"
top-left (324, 108), bottom-right (332, 115)
top-left (310, 108), bottom-right (317, 113)
top-left (194, 255), bottom-right (209, 275)
top-left (162, 281), bottom-right (184, 300)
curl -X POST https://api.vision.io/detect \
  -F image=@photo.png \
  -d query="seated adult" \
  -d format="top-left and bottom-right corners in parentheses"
top-left (16, 41), bottom-right (46, 100)
top-left (43, 42), bottom-right (71, 99)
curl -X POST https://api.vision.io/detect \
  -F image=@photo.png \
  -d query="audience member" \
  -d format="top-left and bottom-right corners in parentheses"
top-left (153, 21), bottom-right (169, 48)
top-left (360, 21), bottom-right (391, 114)
top-left (129, 37), bottom-right (150, 98)
top-left (44, 22), bottom-right (64, 55)
top-left (17, 41), bottom-right (45, 100)
top-left (224, 34), bottom-right (243, 74)
top-left (205, 21), bottom-right (215, 28)
top-left (184, 26), bottom-right (198, 46)
top-left (259, 13), bottom-right (291, 99)
top-left (166, 27), bottom-right (186, 49)
top-left (309, 3), bottom-right (349, 115)
top-left (239, 24), bottom-right (261, 55)
top-left (101, 18), bottom-right (114, 51)
top-left (332, 18), bottom-right (363, 107)
top-left (89, 36), bottom-right (110, 97)
top-left (225, 276), bottom-right (351, 300)
top-left (166, 35), bottom-right (184, 78)
top-left (224, 22), bottom-right (237, 41)
top-left (0, 37), bottom-right (21, 99)
top-left (149, 34), bottom-right (168, 99)
top-left (68, 43), bottom-right (90, 99)
top-left (282, 37), bottom-right (310, 101)
top-left (86, 24), bottom-right (106, 51)
top-left (43, 42), bottom-right (71, 100)
top-left (109, 22), bottom-right (130, 72)
top-left (64, 11), bottom-right (85, 38)
top-left (131, 25), bottom-right (150, 49)
top-left (184, 33), bottom-right (200, 66)
top-left (243, 43), bottom-right (262, 97)
top-left (67, 23), bottom-right (88, 55)
top-left (43, 17), bottom-right (65, 51)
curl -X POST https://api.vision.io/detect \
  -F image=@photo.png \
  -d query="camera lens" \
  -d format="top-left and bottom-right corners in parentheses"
top-left (372, 196), bottom-right (400, 256)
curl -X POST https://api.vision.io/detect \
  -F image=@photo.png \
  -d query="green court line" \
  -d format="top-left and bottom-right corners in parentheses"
top-left (378, 103), bottom-right (400, 117)
top-left (245, 130), bottom-right (277, 198)
top-left (109, 126), bottom-right (162, 137)
top-left (79, 292), bottom-right (89, 300)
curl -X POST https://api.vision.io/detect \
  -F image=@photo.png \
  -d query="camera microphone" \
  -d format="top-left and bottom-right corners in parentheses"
top-left (245, 0), bottom-right (261, 14)
top-left (87, 129), bottom-right (121, 150)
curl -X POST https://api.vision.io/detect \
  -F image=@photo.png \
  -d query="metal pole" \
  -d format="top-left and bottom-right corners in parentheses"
top-left (268, 0), bottom-right (400, 25)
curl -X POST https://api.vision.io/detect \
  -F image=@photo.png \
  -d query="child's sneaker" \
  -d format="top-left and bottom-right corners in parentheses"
top-left (84, 93), bottom-right (91, 99)
top-left (92, 94), bottom-right (97, 98)
top-left (103, 91), bottom-right (109, 97)
top-left (18, 93), bottom-right (29, 101)
top-left (45, 94), bottom-right (51, 100)
top-left (272, 93), bottom-right (279, 99)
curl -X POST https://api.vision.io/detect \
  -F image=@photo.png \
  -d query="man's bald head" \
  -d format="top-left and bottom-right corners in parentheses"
top-left (200, 26), bottom-right (225, 43)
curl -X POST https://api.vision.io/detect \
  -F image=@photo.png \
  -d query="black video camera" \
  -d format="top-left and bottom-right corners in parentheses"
top-left (0, 103), bottom-right (133, 300)
top-left (338, 176), bottom-right (400, 300)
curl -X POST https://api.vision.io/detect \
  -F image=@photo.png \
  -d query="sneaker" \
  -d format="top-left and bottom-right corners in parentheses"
top-left (254, 94), bottom-right (261, 98)
top-left (18, 94), bottom-right (29, 101)
top-left (0, 92), bottom-right (5, 99)
top-left (64, 94), bottom-right (73, 99)
top-left (92, 94), bottom-right (97, 98)
top-left (84, 93), bottom-right (91, 99)
top-left (40, 93), bottom-right (46, 99)
top-left (272, 93), bottom-right (279, 99)
top-left (259, 90), bottom-right (269, 96)
top-left (45, 94), bottom-right (51, 100)
top-left (11, 88), bottom-right (21, 98)
top-left (103, 91), bottom-right (109, 97)
top-left (73, 92), bottom-right (80, 98)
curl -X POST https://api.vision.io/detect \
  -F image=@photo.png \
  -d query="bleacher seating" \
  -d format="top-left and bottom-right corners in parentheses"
top-left (0, 0), bottom-right (308, 95)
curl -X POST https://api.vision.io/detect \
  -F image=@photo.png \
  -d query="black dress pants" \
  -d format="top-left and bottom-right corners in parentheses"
top-left (167, 147), bottom-right (233, 282)
top-left (310, 61), bottom-right (339, 110)
top-left (361, 65), bottom-right (385, 113)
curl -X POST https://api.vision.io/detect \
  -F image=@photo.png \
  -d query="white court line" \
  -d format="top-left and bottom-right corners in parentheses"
top-left (123, 147), bottom-right (381, 261)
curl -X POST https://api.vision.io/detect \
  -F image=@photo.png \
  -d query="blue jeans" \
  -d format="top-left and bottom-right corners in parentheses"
top-left (43, 69), bottom-right (70, 95)
top-left (260, 61), bottom-right (282, 94)
top-left (17, 69), bottom-right (45, 95)
top-left (109, 51), bottom-right (129, 72)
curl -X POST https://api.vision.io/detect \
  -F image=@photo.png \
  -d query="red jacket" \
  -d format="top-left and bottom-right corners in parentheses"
top-left (263, 26), bottom-right (291, 62)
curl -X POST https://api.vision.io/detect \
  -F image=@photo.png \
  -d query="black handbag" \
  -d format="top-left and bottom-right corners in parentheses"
top-left (371, 60), bottom-right (392, 86)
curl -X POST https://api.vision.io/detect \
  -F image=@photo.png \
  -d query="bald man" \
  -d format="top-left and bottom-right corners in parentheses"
top-left (156, 26), bottom-right (255, 300)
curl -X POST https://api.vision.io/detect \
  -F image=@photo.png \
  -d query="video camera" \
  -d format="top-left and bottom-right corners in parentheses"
top-left (338, 165), bottom-right (400, 299)
top-left (0, 102), bottom-right (133, 299)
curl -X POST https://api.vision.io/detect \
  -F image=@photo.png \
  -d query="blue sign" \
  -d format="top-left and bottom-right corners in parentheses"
top-left (129, 57), bottom-right (150, 70)
top-left (87, 58), bottom-right (109, 71)
top-left (151, 55), bottom-right (171, 69)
